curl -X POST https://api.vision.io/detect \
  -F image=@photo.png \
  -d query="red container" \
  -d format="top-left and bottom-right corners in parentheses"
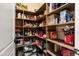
top-left (39, 32), bottom-right (44, 38)
top-left (50, 32), bottom-right (57, 39)
top-left (65, 34), bottom-right (74, 45)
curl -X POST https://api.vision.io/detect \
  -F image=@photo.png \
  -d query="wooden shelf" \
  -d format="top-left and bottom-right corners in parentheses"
top-left (15, 3), bottom-right (75, 56)
top-left (15, 35), bottom-right (45, 40)
top-left (23, 19), bottom-right (36, 22)
top-left (23, 35), bottom-right (46, 41)
top-left (23, 26), bottom-right (36, 29)
top-left (23, 26), bottom-right (46, 29)
top-left (16, 26), bottom-right (23, 28)
top-left (16, 18), bottom-right (36, 23)
top-left (16, 18), bottom-right (24, 20)
top-left (16, 3), bottom-right (46, 15)
top-left (48, 3), bottom-right (75, 16)
top-left (24, 11), bottom-right (36, 15)
top-left (47, 39), bottom-right (74, 51)
top-left (47, 50), bottom-right (56, 56)
top-left (23, 35), bottom-right (36, 38)
top-left (16, 42), bottom-right (29, 48)
top-left (47, 21), bottom-right (75, 27)
top-left (16, 8), bottom-right (23, 13)
top-left (16, 18), bottom-right (35, 22)
top-left (16, 42), bottom-right (35, 48)
top-left (15, 35), bottom-right (24, 39)
top-left (16, 35), bottom-right (41, 38)
top-left (16, 8), bottom-right (36, 15)
top-left (16, 15), bottom-right (46, 23)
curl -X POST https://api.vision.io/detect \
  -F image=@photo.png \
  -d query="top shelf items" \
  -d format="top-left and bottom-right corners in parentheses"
top-left (47, 3), bottom-right (75, 16)
top-left (16, 3), bottom-right (46, 23)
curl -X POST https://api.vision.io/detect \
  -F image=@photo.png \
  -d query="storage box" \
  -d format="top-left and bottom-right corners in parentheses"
top-left (60, 10), bottom-right (71, 23)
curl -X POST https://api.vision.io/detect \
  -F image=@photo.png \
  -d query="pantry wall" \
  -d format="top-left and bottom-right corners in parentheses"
top-left (15, 3), bottom-right (76, 56)
top-left (0, 3), bottom-right (15, 56)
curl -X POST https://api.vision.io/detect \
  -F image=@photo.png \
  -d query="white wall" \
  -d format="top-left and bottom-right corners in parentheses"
top-left (0, 3), bottom-right (15, 56)
top-left (75, 3), bottom-right (79, 56)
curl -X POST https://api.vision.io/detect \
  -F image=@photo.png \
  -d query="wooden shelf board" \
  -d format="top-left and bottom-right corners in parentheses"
top-left (48, 3), bottom-right (74, 16)
top-left (16, 18), bottom-right (35, 22)
top-left (16, 15), bottom-right (46, 23)
top-left (24, 35), bottom-right (46, 41)
top-left (16, 8), bottom-right (23, 13)
top-left (15, 35), bottom-right (45, 41)
top-left (16, 42), bottom-right (29, 48)
top-left (47, 39), bottom-right (74, 51)
top-left (23, 35), bottom-right (36, 38)
top-left (16, 26), bottom-right (23, 28)
top-left (16, 18), bottom-right (34, 21)
top-left (47, 22), bottom-right (75, 27)
top-left (47, 50), bottom-right (56, 56)
top-left (24, 19), bottom-right (36, 22)
top-left (16, 18), bottom-right (24, 20)
top-left (15, 35), bottom-right (24, 39)
top-left (23, 26), bottom-right (35, 29)
top-left (16, 8), bottom-right (36, 15)
top-left (24, 11), bottom-right (36, 15)
top-left (23, 26), bottom-right (46, 29)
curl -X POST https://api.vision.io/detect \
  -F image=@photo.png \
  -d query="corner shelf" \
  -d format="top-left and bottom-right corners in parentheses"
top-left (15, 3), bottom-right (75, 56)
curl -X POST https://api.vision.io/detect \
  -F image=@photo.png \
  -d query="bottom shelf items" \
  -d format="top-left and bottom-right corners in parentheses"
top-left (47, 50), bottom-right (56, 56)
top-left (47, 40), bottom-right (75, 56)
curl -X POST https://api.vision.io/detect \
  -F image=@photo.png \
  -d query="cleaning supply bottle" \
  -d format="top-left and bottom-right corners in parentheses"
top-left (29, 30), bottom-right (32, 36)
